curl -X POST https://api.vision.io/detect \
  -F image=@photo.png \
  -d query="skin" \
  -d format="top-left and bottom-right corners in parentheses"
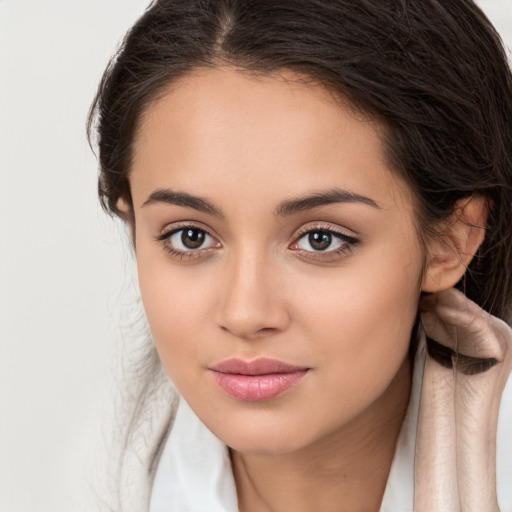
top-left (129, 67), bottom-right (431, 512)
top-left (415, 288), bottom-right (512, 512)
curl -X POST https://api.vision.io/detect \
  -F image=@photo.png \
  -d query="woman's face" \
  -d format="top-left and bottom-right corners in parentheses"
top-left (130, 67), bottom-right (425, 454)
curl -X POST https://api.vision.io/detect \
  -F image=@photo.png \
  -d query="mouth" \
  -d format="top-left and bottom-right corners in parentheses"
top-left (208, 358), bottom-right (310, 402)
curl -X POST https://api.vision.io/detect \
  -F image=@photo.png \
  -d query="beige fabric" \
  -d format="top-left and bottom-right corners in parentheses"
top-left (95, 290), bottom-right (512, 511)
top-left (415, 290), bottom-right (512, 512)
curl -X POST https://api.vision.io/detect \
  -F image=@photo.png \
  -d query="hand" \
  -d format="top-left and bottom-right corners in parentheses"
top-left (420, 288), bottom-right (511, 376)
top-left (414, 288), bottom-right (512, 512)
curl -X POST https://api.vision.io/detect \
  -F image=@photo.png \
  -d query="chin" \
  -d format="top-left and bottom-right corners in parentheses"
top-left (209, 413), bottom-right (319, 456)
top-left (226, 434), bottom-right (306, 456)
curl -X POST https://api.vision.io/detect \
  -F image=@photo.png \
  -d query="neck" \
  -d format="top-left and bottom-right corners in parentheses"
top-left (231, 357), bottom-right (412, 512)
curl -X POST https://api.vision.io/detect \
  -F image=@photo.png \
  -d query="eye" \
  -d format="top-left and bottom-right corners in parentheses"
top-left (298, 230), bottom-right (341, 252)
top-left (169, 227), bottom-right (214, 251)
top-left (157, 224), bottom-right (221, 259)
top-left (290, 226), bottom-right (360, 261)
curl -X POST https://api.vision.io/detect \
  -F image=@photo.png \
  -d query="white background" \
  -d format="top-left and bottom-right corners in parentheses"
top-left (0, 1), bottom-right (511, 511)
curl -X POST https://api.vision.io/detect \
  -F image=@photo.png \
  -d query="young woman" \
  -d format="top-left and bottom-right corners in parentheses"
top-left (88, 1), bottom-right (512, 511)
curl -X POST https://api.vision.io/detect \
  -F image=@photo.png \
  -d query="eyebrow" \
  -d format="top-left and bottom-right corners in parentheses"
top-left (142, 187), bottom-right (379, 217)
top-left (275, 188), bottom-right (380, 216)
top-left (142, 189), bottom-right (223, 217)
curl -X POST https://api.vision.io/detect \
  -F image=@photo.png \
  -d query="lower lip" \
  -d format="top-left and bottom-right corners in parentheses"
top-left (210, 370), bottom-right (308, 402)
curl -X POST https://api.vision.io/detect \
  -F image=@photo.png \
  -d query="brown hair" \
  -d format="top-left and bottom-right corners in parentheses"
top-left (87, 3), bottom-right (512, 506)
top-left (88, 0), bottom-right (512, 321)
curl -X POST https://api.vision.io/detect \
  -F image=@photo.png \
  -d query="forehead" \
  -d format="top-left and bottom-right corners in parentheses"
top-left (130, 66), bottom-right (413, 213)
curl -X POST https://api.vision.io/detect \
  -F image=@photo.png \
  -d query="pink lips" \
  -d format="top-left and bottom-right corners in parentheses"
top-left (209, 358), bottom-right (309, 402)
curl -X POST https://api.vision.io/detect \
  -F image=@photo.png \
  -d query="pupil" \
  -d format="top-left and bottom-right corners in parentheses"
top-left (309, 231), bottom-right (332, 251)
top-left (182, 229), bottom-right (205, 249)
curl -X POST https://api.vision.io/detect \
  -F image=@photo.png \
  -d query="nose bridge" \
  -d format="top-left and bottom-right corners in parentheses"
top-left (217, 243), bottom-right (288, 338)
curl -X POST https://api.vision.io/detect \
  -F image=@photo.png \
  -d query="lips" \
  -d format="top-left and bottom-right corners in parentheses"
top-left (209, 358), bottom-right (309, 402)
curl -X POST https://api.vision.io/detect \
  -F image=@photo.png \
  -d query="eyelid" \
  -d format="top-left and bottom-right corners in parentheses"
top-left (291, 222), bottom-right (360, 245)
top-left (156, 221), bottom-right (222, 261)
top-left (156, 220), bottom-right (218, 241)
top-left (289, 222), bottom-right (361, 261)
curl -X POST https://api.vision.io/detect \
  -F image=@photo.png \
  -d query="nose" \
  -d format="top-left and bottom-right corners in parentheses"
top-left (216, 251), bottom-right (290, 340)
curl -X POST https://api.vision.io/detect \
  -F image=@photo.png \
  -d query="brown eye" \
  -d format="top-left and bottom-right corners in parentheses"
top-left (308, 231), bottom-right (332, 251)
top-left (161, 226), bottom-right (219, 253)
top-left (292, 227), bottom-right (360, 258)
top-left (181, 228), bottom-right (206, 249)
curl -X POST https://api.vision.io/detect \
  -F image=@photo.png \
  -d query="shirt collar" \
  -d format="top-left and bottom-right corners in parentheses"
top-left (150, 340), bottom-right (426, 512)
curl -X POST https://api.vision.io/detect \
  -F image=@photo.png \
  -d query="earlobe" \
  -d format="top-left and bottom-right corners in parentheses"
top-left (116, 197), bottom-right (137, 247)
top-left (116, 197), bottom-right (135, 224)
top-left (421, 196), bottom-right (488, 293)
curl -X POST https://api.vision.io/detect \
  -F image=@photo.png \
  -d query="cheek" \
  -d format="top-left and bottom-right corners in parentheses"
top-left (293, 239), bottom-right (422, 386)
top-left (135, 250), bottom-right (212, 371)
top-left (133, 227), bottom-right (423, 453)
top-left (136, 221), bottom-right (423, 400)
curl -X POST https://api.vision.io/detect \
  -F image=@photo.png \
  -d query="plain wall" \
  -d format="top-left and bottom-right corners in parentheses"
top-left (0, 1), bottom-right (510, 511)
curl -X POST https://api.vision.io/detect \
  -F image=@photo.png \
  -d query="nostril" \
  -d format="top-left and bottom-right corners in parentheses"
top-left (219, 323), bottom-right (282, 340)
top-left (256, 327), bottom-right (275, 335)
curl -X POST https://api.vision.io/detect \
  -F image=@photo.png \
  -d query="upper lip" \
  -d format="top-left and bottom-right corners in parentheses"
top-left (209, 357), bottom-right (309, 375)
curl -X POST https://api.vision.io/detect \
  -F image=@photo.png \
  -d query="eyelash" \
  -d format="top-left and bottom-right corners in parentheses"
top-left (156, 222), bottom-right (220, 261)
top-left (290, 224), bottom-right (360, 262)
top-left (156, 222), bottom-right (360, 262)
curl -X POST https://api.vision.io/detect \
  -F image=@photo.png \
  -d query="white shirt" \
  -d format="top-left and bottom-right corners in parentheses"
top-left (150, 342), bottom-right (512, 512)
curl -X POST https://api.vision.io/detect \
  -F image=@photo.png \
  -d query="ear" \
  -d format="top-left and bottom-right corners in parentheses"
top-left (421, 196), bottom-right (488, 293)
top-left (116, 197), bottom-right (137, 248)
top-left (116, 197), bottom-right (135, 224)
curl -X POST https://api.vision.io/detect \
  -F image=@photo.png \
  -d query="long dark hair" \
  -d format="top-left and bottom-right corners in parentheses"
top-left (89, 0), bottom-right (512, 320)
top-left (87, 0), bottom-right (512, 507)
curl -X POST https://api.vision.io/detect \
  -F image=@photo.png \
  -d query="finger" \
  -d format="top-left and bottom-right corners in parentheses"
top-left (414, 352), bottom-right (460, 512)
top-left (420, 289), bottom-right (510, 363)
top-left (454, 367), bottom-right (503, 512)
top-left (454, 318), bottom-right (512, 512)
top-left (417, 289), bottom-right (512, 512)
